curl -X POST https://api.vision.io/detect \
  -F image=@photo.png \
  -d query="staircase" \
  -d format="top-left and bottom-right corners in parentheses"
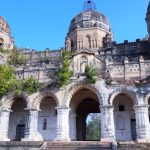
top-left (44, 141), bottom-right (112, 150)
top-left (118, 142), bottom-right (150, 150)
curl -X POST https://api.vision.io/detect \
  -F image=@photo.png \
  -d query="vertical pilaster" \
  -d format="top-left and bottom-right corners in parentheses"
top-left (100, 105), bottom-right (115, 142)
top-left (70, 113), bottom-right (77, 140)
top-left (0, 109), bottom-right (10, 141)
top-left (55, 107), bottom-right (70, 141)
top-left (22, 109), bottom-right (39, 141)
top-left (135, 105), bottom-right (150, 142)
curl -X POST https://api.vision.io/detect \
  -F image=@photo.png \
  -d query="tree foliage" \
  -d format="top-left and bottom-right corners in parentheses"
top-left (55, 50), bottom-right (72, 87)
top-left (23, 76), bottom-right (40, 95)
top-left (0, 64), bottom-right (40, 97)
top-left (0, 64), bottom-right (20, 97)
top-left (86, 113), bottom-right (101, 141)
top-left (85, 65), bottom-right (97, 84)
top-left (8, 48), bottom-right (26, 65)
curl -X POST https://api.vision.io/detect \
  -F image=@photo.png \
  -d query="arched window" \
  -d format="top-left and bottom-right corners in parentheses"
top-left (80, 56), bottom-right (88, 73)
top-left (86, 35), bottom-right (91, 49)
top-left (0, 38), bottom-right (4, 48)
top-left (119, 105), bottom-right (125, 111)
top-left (43, 118), bottom-right (47, 130)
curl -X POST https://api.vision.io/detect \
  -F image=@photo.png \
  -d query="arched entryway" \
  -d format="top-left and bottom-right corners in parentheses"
top-left (113, 93), bottom-right (136, 141)
top-left (69, 88), bottom-right (101, 141)
top-left (8, 97), bottom-right (27, 141)
top-left (37, 96), bottom-right (57, 141)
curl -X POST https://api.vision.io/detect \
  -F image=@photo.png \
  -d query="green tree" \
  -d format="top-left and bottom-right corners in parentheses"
top-left (85, 65), bottom-right (97, 84)
top-left (8, 48), bottom-right (26, 65)
top-left (0, 64), bottom-right (22, 97)
top-left (23, 76), bottom-right (40, 95)
top-left (56, 50), bottom-right (72, 87)
top-left (86, 113), bottom-right (101, 141)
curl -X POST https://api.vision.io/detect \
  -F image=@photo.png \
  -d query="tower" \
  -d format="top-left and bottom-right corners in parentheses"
top-left (65, 0), bottom-right (113, 52)
top-left (0, 16), bottom-right (14, 50)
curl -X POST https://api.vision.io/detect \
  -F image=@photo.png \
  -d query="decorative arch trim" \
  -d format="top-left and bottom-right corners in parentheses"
top-left (0, 92), bottom-right (29, 110)
top-left (109, 88), bottom-right (137, 105)
top-left (31, 90), bottom-right (59, 110)
top-left (64, 83), bottom-right (102, 107)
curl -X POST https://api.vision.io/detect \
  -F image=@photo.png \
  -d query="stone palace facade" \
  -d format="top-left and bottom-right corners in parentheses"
top-left (0, 0), bottom-right (150, 143)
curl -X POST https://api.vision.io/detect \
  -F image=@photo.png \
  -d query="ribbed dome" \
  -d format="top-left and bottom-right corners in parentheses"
top-left (68, 10), bottom-right (111, 36)
top-left (0, 16), bottom-right (11, 34)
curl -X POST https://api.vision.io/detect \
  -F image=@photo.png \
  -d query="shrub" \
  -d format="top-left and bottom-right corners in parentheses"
top-left (85, 65), bottom-right (97, 84)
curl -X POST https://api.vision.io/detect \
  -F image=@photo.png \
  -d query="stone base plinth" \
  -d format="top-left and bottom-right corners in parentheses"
top-left (0, 138), bottom-right (10, 141)
top-left (101, 138), bottom-right (115, 142)
top-left (54, 138), bottom-right (71, 142)
top-left (137, 139), bottom-right (150, 143)
top-left (21, 137), bottom-right (40, 141)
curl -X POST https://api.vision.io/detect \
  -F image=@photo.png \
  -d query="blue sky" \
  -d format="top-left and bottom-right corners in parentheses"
top-left (1, 0), bottom-right (149, 50)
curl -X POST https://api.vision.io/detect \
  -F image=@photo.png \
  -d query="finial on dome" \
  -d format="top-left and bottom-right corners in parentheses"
top-left (83, 0), bottom-right (96, 12)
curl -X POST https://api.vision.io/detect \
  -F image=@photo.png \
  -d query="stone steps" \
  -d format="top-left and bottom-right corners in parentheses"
top-left (118, 142), bottom-right (150, 150)
top-left (44, 141), bottom-right (112, 150)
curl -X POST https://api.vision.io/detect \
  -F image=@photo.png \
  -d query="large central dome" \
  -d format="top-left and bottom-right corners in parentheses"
top-left (68, 10), bottom-right (111, 36)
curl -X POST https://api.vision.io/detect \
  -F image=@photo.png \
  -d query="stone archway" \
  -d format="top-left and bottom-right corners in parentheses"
top-left (65, 84), bottom-right (102, 107)
top-left (109, 88), bottom-right (137, 105)
top-left (0, 93), bottom-right (29, 111)
top-left (31, 91), bottom-right (59, 141)
top-left (31, 91), bottom-right (59, 110)
top-left (69, 85), bottom-right (101, 141)
top-left (110, 90), bottom-right (136, 141)
top-left (7, 94), bottom-right (29, 141)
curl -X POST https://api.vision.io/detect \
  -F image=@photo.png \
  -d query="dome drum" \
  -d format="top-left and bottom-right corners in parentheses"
top-left (68, 11), bottom-right (111, 36)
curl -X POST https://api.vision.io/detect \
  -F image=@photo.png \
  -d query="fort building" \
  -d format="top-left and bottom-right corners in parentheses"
top-left (0, 0), bottom-right (150, 143)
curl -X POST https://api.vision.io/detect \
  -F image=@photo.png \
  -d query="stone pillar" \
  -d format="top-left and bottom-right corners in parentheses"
top-left (55, 107), bottom-right (70, 141)
top-left (70, 113), bottom-right (77, 140)
top-left (100, 105), bottom-right (115, 142)
top-left (135, 105), bottom-right (150, 142)
top-left (22, 109), bottom-right (39, 141)
top-left (0, 109), bottom-right (10, 141)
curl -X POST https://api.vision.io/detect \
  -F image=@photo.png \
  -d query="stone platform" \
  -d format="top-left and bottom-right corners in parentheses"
top-left (1, 141), bottom-right (150, 150)
top-left (44, 141), bottom-right (113, 150)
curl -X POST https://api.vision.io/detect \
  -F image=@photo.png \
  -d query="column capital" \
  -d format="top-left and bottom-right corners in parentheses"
top-left (134, 104), bottom-right (149, 109)
top-left (100, 105), bottom-right (114, 109)
top-left (24, 108), bottom-right (40, 111)
top-left (55, 107), bottom-right (70, 110)
top-left (0, 108), bottom-right (11, 112)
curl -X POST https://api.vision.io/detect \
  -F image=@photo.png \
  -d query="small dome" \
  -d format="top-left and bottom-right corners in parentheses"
top-left (68, 10), bottom-right (111, 36)
top-left (0, 16), bottom-right (11, 34)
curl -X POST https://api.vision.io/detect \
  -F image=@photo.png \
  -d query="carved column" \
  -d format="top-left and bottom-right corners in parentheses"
top-left (100, 105), bottom-right (115, 142)
top-left (0, 109), bottom-right (10, 141)
top-left (22, 109), bottom-right (39, 141)
top-left (135, 105), bottom-right (150, 142)
top-left (55, 107), bottom-right (70, 141)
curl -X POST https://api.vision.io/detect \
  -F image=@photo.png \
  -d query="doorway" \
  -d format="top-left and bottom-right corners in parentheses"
top-left (131, 119), bottom-right (136, 140)
top-left (15, 124), bottom-right (25, 141)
